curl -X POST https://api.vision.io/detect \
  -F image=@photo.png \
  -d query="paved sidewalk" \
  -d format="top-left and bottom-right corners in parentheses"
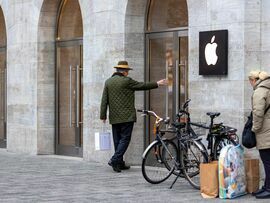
top-left (0, 149), bottom-right (265, 203)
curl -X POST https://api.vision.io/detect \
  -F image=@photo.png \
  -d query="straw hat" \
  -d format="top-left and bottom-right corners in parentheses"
top-left (114, 61), bottom-right (133, 70)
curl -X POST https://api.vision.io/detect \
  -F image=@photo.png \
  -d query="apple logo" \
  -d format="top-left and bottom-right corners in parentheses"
top-left (204, 35), bottom-right (218, 65)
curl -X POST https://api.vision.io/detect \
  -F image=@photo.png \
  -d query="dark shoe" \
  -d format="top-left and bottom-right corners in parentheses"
top-left (119, 162), bottom-right (130, 170)
top-left (108, 160), bottom-right (121, 172)
top-left (252, 186), bottom-right (265, 196)
top-left (112, 164), bottom-right (121, 173)
top-left (256, 189), bottom-right (270, 199)
top-left (108, 160), bottom-right (112, 166)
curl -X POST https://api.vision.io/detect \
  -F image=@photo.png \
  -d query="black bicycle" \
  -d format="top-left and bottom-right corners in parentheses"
top-left (139, 107), bottom-right (208, 189)
top-left (177, 99), bottom-right (239, 161)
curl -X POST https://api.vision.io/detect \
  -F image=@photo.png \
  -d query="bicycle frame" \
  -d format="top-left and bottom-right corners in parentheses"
top-left (176, 99), bottom-right (238, 161)
top-left (140, 110), bottom-right (179, 168)
top-left (139, 108), bottom-right (209, 189)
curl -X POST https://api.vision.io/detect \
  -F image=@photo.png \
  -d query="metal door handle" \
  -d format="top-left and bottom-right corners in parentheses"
top-left (76, 65), bottom-right (80, 128)
top-left (184, 60), bottom-right (187, 102)
top-left (175, 60), bottom-right (179, 115)
top-left (4, 67), bottom-right (6, 123)
top-left (69, 65), bottom-right (72, 128)
top-left (0, 69), bottom-right (3, 120)
top-left (165, 61), bottom-right (169, 119)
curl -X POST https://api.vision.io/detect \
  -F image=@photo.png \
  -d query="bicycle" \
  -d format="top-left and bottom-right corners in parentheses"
top-left (138, 108), bottom-right (208, 189)
top-left (177, 99), bottom-right (239, 161)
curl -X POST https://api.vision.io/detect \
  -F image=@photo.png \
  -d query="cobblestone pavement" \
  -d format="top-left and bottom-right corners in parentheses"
top-left (0, 149), bottom-right (266, 203)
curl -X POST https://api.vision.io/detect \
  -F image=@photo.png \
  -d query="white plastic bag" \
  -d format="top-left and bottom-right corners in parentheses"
top-left (95, 126), bottom-right (112, 150)
top-left (219, 144), bottom-right (246, 199)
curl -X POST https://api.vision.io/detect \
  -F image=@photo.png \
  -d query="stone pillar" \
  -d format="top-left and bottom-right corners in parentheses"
top-left (81, 0), bottom-right (126, 163)
top-left (6, 0), bottom-right (41, 154)
top-left (124, 0), bottom-right (147, 165)
top-left (36, 0), bottom-right (60, 154)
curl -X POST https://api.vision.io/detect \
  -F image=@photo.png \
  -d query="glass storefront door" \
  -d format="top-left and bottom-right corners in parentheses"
top-left (146, 31), bottom-right (188, 143)
top-left (0, 49), bottom-right (6, 148)
top-left (0, 7), bottom-right (6, 148)
top-left (56, 40), bottom-right (83, 157)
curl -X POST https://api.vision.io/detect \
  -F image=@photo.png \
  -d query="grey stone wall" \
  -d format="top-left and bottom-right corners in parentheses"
top-left (82, 0), bottom-right (126, 163)
top-left (124, 0), bottom-right (147, 165)
top-left (187, 0), bottom-right (246, 135)
top-left (5, 0), bottom-right (41, 154)
top-left (0, 0), bottom-right (270, 170)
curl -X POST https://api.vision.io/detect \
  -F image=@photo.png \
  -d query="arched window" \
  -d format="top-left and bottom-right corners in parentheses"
top-left (57, 0), bottom-right (83, 40)
top-left (147, 0), bottom-right (188, 31)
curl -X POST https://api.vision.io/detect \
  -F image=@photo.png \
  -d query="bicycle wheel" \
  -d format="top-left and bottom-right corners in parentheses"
top-left (161, 140), bottom-right (185, 177)
top-left (142, 140), bottom-right (175, 184)
top-left (181, 139), bottom-right (208, 190)
top-left (162, 140), bottom-right (187, 178)
top-left (213, 137), bottom-right (238, 160)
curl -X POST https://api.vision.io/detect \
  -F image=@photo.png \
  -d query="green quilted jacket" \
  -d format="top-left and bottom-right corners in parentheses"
top-left (100, 72), bottom-right (158, 124)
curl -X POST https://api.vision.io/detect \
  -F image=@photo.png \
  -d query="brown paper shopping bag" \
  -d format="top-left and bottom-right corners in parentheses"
top-left (245, 159), bottom-right (260, 193)
top-left (200, 161), bottom-right (219, 198)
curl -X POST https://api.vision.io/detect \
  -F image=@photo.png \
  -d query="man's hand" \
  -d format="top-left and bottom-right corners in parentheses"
top-left (157, 79), bottom-right (168, 86)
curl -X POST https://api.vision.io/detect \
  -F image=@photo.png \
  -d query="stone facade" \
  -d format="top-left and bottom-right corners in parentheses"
top-left (0, 0), bottom-right (269, 168)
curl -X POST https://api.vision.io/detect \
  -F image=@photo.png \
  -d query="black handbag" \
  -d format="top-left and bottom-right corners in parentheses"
top-left (242, 112), bottom-right (256, 148)
top-left (242, 105), bottom-right (270, 148)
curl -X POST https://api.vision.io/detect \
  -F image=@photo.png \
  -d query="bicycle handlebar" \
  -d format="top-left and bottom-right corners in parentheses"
top-left (137, 109), bottom-right (159, 119)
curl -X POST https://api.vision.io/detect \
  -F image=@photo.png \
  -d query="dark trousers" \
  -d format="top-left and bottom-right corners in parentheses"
top-left (259, 148), bottom-right (270, 189)
top-left (111, 122), bottom-right (134, 165)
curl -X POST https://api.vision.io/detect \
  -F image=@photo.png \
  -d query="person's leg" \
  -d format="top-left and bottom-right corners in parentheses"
top-left (256, 148), bottom-right (270, 199)
top-left (112, 124), bottom-right (121, 150)
top-left (109, 124), bottom-right (122, 172)
top-left (111, 122), bottom-right (134, 165)
top-left (260, 149), bottom-right (270, 189)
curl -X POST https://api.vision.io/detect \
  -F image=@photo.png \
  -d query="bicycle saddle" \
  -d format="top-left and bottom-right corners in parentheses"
top-left (206, 112), bottom-right (220, 118)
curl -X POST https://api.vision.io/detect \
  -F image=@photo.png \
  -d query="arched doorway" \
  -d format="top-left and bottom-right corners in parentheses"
top-left (56, 0), bottom-right (83, 157)
top-left (0, 6), bottom-right (6, 148)
top-left (146, 0), bottom-right (188, 143)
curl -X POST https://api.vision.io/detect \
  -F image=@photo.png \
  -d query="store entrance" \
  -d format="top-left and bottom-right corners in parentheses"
top-left (146, 31), bottom-right (188, 143)
top-left (0, 7), bottom-right (6, 148)
top-left (55, 0), bottom-right (83, 157)
top-left (56, 40), bottom-right (83, 157)
top-left (0, 48), bottom-right (6, 148)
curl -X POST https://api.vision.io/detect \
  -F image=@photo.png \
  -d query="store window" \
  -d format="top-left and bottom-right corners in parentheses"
top-left (145, 0), bottom-right (188, 143)
top-left (147, 0), bottom-right (188, 32)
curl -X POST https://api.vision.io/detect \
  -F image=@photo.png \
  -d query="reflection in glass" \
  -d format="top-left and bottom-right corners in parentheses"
top-left (149, 36), bottom-right (174, 142)
top-left (57, 0), bottom-right (83, 40)
top-left (179, 37), bottom-right (188, 109)
top-left (0, 7), bottom-right (6, 147)
top-left (147, 0), bottom-right (188, 31)
top-left (58, 46), bottom-right (80, 146)
top-left (56, 0), bottom-right (83, 156)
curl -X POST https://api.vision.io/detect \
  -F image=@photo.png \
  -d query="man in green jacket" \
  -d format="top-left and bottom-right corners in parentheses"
top-left (100, 61), bottom-right (167, 172)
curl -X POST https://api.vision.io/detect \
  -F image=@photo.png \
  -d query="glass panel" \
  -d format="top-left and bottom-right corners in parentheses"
top-left (179, 36), bottom-right (188, 108)
top-left (57, 0), bottom-right (83, 40)
top-left (0, 7), bottom-right (6, 47)
top-left (148, 34), bottom-right (174, 142)
top-left (147, 0), bottom-right (188, 31)
top-left (0, 7), bottom-right (6, 147)
top-left (57, 45), bottom-right (82, 146)
top-left (0, 51), bottom-right (5, 143)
